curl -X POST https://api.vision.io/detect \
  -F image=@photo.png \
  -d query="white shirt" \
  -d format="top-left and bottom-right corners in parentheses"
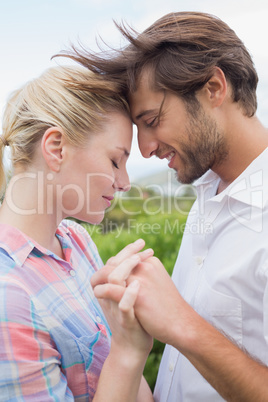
top-left (154, 148), bottom-right (268, 401)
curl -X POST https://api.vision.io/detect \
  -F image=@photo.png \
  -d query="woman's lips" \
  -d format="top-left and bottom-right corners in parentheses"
top-left (102, 195), bottom-right (114, 207)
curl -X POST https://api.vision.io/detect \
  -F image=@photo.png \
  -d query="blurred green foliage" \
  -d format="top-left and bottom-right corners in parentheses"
top-left (82, 189), bottom-right (195, 390)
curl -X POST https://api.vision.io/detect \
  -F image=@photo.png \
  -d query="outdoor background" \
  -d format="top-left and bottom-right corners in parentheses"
top-left (1, 0), bottom-right (268, 181)
top-left (1, 0), bottom-right (268, 390)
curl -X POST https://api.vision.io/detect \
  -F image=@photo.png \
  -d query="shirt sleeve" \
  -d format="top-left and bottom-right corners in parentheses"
top-left (0, 279), bottom-right (74, 401)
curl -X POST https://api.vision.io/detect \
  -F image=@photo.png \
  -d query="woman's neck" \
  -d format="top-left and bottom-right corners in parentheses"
top-left (0, 170), bottom-right (65, 259)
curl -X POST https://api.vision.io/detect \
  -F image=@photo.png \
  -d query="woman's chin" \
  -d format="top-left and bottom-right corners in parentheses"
top-left (86, 212), bottom-right (105, 226)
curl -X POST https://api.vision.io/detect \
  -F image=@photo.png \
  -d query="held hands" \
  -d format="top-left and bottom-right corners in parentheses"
top-left (92, 239), bottom-right (192, 348)
top-left (93, 239), bottom-right (154, 359)
top-left (93, 242), bottom-right (268, 402)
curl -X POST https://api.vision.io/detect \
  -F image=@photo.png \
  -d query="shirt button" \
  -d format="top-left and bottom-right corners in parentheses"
top-left (96, 316), bottom-right (102, 323)
top-left (169, 363), bottom-right (174, 372)
top-left (196, 256), bottom-right (204, 265)
top-left (70, 270), bottom-right (76, 277)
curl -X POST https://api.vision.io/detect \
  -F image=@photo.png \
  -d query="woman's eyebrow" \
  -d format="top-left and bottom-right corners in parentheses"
top-left (116, 147), bottom-right (130, 157)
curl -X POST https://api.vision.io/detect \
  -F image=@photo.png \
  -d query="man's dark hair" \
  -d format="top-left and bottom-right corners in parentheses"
top-left (59, 11), bottom-right (258, 117)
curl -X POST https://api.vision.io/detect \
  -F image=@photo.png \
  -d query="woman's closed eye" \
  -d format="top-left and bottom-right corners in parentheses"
top-left (112, 160), bottom-right (119, 169)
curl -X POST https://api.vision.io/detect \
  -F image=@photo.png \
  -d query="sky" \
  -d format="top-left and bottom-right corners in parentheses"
top-left (1, 0), bottom-right (268, 181)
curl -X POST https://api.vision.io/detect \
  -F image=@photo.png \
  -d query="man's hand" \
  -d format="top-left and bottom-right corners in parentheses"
top-left (93, 252), bottom-right (196, 349)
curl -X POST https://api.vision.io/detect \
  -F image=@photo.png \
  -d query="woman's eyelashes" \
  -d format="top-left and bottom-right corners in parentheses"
top-left (111, 149), bottom-right (129, 170)
top-left (112, 160), bottom-right (119, 169)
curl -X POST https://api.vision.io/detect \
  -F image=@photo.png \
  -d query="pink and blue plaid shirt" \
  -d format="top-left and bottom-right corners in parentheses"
top-left (0, 219), bottom-right (111, 401)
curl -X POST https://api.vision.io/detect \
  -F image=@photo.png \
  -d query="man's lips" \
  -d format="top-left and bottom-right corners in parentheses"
top-left (159, 151), bottom-right (176, 167)
top-left (159, 150), bottom-right (176, 160)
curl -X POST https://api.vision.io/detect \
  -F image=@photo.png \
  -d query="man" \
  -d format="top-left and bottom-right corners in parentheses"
top-left (65, 12), bottom-right (268, 401)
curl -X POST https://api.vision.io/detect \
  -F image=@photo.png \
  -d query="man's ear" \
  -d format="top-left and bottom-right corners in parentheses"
top-left (41, 127), bottom-right (66, 172)
top-left (202, 67), bottom-right (228, 108)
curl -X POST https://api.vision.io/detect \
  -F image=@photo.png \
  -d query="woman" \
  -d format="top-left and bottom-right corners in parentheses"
top-left (0, 66), bottom-right (154, 401)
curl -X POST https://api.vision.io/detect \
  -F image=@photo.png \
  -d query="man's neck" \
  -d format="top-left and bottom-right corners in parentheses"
top-left (213, 116), bottom-right (268, 194)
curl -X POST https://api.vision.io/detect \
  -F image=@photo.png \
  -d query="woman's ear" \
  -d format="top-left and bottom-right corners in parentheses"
top-left (202, 67), bottom-right (228, 108)
top-left (41, 127), bottom-right (66, 172)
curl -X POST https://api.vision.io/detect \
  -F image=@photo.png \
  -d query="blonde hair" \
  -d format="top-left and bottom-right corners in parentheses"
top-left (0, 65), bottom-right (129, 196)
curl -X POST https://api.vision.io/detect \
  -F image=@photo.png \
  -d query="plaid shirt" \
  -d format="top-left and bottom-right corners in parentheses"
top-left (0, 219), bottom-right (111, 401)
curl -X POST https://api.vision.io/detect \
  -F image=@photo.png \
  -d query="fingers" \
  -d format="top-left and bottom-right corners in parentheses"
top-left (108, 254), bottom-right (140, 286)
top-left (91, 265), bottom-right (114, 288)
top-left (94, 280), bottom-right (140, 310)
top-left (94, 283), bottom-right (125, 303)
top-left (119, 280), bottom-right (140, 313)
top-left (94, 281), bottom-right (140, 324)
top-left (107, 252), bottom-right (158, 288)
top-left (106, 238), bottom-right (145, 266)
top-left (138, 248), bottom-right (154, 261)
top-left (107, 249), bottom-right (154, 286)
top-left (91, 239), bottom-right (154, 288)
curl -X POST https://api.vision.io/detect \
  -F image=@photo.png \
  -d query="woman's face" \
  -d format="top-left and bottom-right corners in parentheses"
top-left (61, 112), bottom-right (132, 224)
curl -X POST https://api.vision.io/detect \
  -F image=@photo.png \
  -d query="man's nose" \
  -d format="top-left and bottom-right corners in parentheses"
top-left (138, 130), bottom-right (158, 158)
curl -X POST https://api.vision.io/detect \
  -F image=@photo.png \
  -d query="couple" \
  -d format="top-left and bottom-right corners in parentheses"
top-left (1, 11), bottom-right (268, 401)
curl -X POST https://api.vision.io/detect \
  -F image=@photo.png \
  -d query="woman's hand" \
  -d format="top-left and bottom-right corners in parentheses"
top-left (92, 239), bottom-right (154, 357)
top-left (96, 279), bottom-right (153, 360)
top-left (93, 280), bottom-right (154, 401)
top-left (93, 251), bottom-right (190, 348)
top-left (91, 238), bottom-right (154, 288)
top-left (92, 241), bottom-right (155, 402)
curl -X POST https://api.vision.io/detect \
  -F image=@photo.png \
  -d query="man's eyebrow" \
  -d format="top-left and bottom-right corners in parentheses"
top-left (135, 93), bottom-right (166, 121)
top-left (135, 109), bottom-right (158, 120)
top-left (116, 147), bottom-right (130, 157)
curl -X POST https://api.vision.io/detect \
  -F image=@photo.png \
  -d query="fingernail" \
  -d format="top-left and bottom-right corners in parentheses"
top-left (143, 248), bottom-right (154, 255)
top-left (134, 239), bottom-right (145, 246)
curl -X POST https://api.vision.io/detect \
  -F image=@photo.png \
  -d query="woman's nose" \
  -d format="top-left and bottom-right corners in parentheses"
top-left (113, 169), bottom-right (131, 192)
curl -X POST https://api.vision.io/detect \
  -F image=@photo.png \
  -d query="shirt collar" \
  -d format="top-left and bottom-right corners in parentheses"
top-left (0, 221), bottom-right (72, 267)
top-left (194, 147), bottom-right (268, 208)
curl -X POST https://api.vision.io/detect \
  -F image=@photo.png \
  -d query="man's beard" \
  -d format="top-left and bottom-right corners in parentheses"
top-left (176, 101), bottom-right (229, 184)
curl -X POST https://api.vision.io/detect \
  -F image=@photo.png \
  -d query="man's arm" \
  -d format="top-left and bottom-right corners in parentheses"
top-left (180, 315), bottom-right (268, 401)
